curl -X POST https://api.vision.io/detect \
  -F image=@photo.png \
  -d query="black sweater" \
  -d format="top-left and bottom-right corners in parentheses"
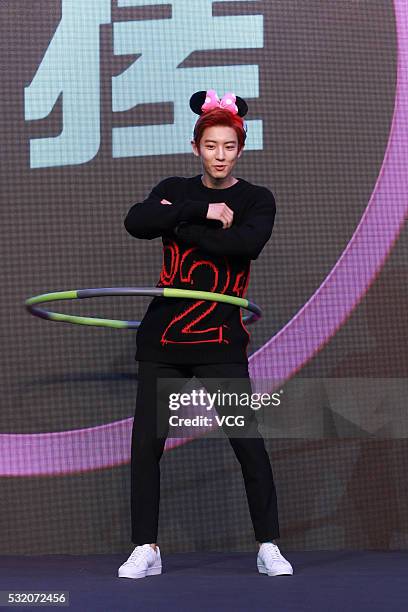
top-left (124, 174), bottom-right (276, 364)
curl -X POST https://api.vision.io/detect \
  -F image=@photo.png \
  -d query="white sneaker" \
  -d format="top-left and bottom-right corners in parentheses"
top-left (118, 544), bottom-right (162, 579)
top-left (257, 542), bottom-right (293, 576)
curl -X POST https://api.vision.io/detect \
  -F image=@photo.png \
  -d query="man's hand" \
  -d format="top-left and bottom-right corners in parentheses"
top-left (206, 202), bottom-right (234, 229)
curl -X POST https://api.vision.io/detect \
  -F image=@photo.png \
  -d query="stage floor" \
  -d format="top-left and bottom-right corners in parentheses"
top-left (0, 551), bottom-right (407, 611)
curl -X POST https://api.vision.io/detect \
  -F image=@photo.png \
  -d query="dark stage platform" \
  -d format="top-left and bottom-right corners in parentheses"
top-left (0, 551), bottom-right (407, 611)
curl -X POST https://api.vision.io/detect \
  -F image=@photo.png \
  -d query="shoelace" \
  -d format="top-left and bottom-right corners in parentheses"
top-left (260, 543), bottom-right (282, 560)
top-left (128, 545), bottom-right (154, 563)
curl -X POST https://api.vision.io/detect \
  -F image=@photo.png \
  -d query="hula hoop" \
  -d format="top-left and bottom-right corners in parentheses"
top-left (25, 287), bottom-right (262, 329)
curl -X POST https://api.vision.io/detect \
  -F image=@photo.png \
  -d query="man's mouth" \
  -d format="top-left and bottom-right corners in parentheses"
top-left (214, 165), bottom-right (226, 170)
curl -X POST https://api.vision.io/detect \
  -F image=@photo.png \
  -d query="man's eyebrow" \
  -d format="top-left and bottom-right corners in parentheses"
top-left (203, 139), bottom-right (237, 144)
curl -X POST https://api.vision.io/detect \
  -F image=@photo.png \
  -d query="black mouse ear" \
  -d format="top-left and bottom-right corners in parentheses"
top-left (189, 91), bottom-right (207, 115)
top-left (235, 95), bottom-right (248, 118)
top-left (189, 90), bottom-right (249, 117)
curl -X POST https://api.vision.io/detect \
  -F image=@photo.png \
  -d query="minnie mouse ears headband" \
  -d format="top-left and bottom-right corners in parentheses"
top-left (189, 89), bottom-right (248, 117)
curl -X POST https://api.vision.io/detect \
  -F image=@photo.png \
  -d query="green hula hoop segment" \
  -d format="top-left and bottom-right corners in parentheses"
top-left (25, 287), bottom-right (262, 329)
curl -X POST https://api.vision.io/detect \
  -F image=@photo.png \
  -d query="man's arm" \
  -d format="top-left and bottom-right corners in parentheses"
top-left (174, 188), bottom-right (276, 260)
top-left (124, 177), bottom-right (209, 240)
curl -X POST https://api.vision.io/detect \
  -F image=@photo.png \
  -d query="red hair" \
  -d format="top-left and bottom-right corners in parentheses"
top-left (193, 108), bottom-right (247, 151)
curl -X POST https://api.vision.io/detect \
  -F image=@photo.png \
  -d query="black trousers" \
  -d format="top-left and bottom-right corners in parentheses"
top-left (130, 360), bottom-right (280, 545)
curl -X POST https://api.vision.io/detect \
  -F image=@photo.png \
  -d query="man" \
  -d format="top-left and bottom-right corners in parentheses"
top-left (118, 90), bottom-right (293, 579)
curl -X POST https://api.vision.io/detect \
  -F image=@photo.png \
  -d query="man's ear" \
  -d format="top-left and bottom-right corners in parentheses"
top-left (191, 140), bottom-right (200, 157)
top-left (237, 146), bottom-right (244, 158)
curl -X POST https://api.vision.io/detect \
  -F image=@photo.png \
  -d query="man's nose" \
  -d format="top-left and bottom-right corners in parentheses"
top-left (216, 149), bottom-right (226, 160)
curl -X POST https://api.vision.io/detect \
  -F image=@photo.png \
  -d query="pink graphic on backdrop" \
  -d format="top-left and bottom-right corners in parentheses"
top-left (1, 0), bottom-right (407, 475)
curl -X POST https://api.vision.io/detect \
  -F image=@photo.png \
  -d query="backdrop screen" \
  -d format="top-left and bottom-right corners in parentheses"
top-left (1, 0), bottom-right (407, 553)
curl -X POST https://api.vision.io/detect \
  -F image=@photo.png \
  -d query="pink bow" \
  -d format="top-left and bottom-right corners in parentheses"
top-left (201, 89), bottom-right (238, 115)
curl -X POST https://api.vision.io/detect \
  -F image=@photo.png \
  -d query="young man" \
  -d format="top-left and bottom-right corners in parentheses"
top-left (118, 90), bottom-right (293, 579)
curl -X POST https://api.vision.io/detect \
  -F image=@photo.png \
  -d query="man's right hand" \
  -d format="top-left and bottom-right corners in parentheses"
top-left (206, 202), bottom-right (234, 229)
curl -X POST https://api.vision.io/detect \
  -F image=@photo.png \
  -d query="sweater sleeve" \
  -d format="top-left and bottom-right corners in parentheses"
top-left (174, 188), bottom-right (276, 260)
top-left (124, 177), bottom-right (209, 240)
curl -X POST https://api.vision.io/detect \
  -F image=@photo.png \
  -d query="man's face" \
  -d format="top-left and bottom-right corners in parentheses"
top-left (191, 125), bottom-right (243, 182)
